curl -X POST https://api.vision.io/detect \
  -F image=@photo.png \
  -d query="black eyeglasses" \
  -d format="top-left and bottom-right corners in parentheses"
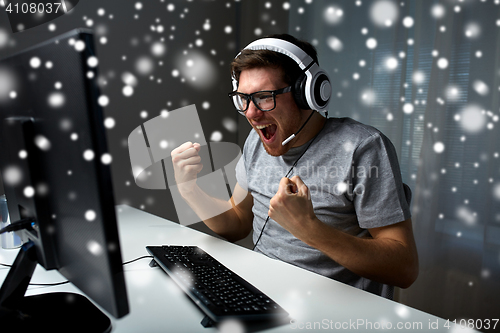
top-left (228, 86), bottom-right (292, 115)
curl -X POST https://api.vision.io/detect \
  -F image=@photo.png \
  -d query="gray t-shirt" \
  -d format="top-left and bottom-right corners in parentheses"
top-left (235, 117), bottom-right (411, 298)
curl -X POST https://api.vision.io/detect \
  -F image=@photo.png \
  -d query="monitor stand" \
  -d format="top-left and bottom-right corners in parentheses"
top-left (0, 241), bottom-right (112, 332)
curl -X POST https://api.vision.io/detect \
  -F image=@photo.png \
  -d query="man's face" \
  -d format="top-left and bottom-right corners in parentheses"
top-left (238, 66), bottom-right (306, 156)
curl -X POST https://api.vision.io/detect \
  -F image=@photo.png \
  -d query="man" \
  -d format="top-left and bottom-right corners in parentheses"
top-left (171, 34), bottom-right (418, 299)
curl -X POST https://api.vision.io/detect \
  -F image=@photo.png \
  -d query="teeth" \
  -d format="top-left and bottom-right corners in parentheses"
top-left (255, 124), bottom-right (271, 130)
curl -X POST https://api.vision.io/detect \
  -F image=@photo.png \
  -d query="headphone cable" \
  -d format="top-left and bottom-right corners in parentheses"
top-left (253, 111), bottom-right (323, 251)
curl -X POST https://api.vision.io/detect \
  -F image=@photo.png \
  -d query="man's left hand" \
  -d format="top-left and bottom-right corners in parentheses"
top-left (268, 175), bottom-right (318, 241)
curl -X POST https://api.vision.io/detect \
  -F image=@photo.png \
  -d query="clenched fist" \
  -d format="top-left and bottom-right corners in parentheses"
top-left (171, 142), bottom-right (203, 198)
top-left (268, 175), bottom-right (318, 242)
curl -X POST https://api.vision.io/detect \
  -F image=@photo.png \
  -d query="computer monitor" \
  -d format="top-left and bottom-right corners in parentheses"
top-left (0, 29), bottom-right (129, 331)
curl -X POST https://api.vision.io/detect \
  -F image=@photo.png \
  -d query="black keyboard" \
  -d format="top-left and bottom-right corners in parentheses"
top-left (146, 245), bottom-right (288, 325)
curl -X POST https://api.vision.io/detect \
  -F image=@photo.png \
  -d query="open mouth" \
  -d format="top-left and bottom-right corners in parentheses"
top-left (255, 124), bottom-right (277, 141)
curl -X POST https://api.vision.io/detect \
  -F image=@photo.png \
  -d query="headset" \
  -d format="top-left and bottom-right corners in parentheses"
top-left (232, 38), bottom-right (332, 119)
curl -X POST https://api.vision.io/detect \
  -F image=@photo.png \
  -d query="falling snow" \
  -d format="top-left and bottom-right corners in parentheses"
top-left (459, 105), bottom-right (487, 134)
top-left (385, 57), bottom-right (398, 70)
top-left (104, 117), bottom-right (116, 129)
top-left (85, 210), bottom-right (97, 221)
top-left (29, 57), bottom-right (41, 68)
top-left (123, 85), bottom-right (134, 97)
top-left (326, 36), bottom-right (343, 52)
top-left (324, 5), bottom-right (343, 26)
top-left (402, 17), bottom-right (414, 28)
top-left (431, 4), bottom-right (446, 19)
top-left (101, 153), bottom-right (113, 165)
top-left (34, 135), bottom-right (51, 151)
top-left (0, 2), bottom-right (499, 318)
top-left (437, 58), bottom-right (449, 69)
top-left (210, 131), bottom-right (222, 142)
top-left (412, 71), bottom-right (425, 84)
top-left (87, 56), bottom-right (99, 67)
top-left (135, 56), bottom-right (154, 75)
top-left (121, 72), bottom-right (138, 86)
top-left (402, 103), bottom-right (414, 115)
top-left (98, 95), bottom-right (110, 107)
top-left (3, 166), bottom-right (22, 186)
top-left (366, 38), bottom-right (377, 49)
top-left (472, 80), bottom-right (489, 96)
top-left (87, 240), bottom-right (103, 256)
top-left (433, 142), bottom-right (445, 154)
top-left (83, 150), bottom-right (95, 161)
top-left (48, 92), bottom-right (65, 108)
top-left (370, 0), bottom-right (399, 28)
top-left (23, 186), bottom-right (35, 198)
top-left (74, 40), bottom-right (86, 52)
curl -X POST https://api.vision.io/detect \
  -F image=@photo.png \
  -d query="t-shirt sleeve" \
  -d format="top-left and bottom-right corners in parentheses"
top-left (351, 133), bottom-right (411, 229)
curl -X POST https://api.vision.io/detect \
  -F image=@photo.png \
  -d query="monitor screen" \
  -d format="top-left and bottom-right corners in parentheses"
top-left (0, 29), bottom-right (129, 327)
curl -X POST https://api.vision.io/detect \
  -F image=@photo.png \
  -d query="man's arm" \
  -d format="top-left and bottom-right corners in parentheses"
top-left (268, 176), bottom-right (419, 289)
top-left (181, 183), bottom-right (254, 242)
top-left (171, 142), bottom-right (254, 242)
top-left (306, 217), bottom-right (418, 288)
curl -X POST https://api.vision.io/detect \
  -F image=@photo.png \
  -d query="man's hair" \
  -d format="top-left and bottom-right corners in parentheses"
top-left (230, 34), bottom-right (319, 89)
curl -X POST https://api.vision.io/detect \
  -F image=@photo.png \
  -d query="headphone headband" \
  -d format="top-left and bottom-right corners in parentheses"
top-left (240, 38), bottom-right (315, 71)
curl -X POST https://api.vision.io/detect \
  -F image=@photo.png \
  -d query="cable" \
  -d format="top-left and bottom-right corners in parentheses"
top-left (122, 255), bottom-right (153, 266)
top-left (29, 281), bottom-right (70, 287)
top-left (0, 260), bottom-right (71, 287)
top-left (0, 262), bottom-right (69, 286)
top-left (32, 255), bottom-right (154, 286)
top-left (253, 113), bottom-right (324, 251)
top-left (252, 216), bottom-right (270, 251)
top-left (0, 218), bottom-right (35, 235)
top-left (0, 256), bottom-right (153, 287)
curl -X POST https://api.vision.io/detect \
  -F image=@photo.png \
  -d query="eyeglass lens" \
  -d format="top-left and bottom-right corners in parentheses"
top-left (232, 92), bottom-right (275, 112)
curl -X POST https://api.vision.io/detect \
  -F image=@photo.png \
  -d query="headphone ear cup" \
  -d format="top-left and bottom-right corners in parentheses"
top-left (292, 73), bottom-right (310, 110)
top-left (312, 72), bottom-right (331, 109)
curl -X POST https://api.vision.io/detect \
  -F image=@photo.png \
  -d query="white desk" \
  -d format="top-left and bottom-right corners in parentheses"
top-left (1, 205), bottom-right (452, 332)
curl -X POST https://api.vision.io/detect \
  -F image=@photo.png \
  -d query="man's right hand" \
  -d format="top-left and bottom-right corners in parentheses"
top-left (171, 142), bottom-right (203, 197)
